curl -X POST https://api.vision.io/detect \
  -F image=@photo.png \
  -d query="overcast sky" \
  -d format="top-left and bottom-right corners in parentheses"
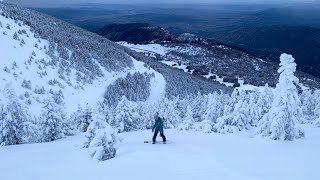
top-left (7, 0), bottom-right (318, 7)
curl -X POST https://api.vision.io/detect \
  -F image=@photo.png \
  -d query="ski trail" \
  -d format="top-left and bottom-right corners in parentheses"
top-left (130, 57), bottom-right (166, 103)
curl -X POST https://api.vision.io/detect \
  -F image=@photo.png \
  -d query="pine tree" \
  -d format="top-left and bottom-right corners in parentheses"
top-left (69, 105), bottom-right (85, 132)
top-left (138, 101), bottom-right (156, 129)
top-left (192, 92), bottom-right (207, 122)
top-left (40, 100), bottom-right (64, 142)
top-left (314, 94), bottom-right (320, 127)
top-left (200, 93), bottom-right (222, 133)
top-left (256, 54), bottom-right (304, 140)
top-left (178, 105), bottom-right (194, 131)
top-left (0, 105), bottom-right (20, 146)
top-left (215, 98), bottom-right (250, 133)
top-left (300, 89), bottom-right (315, 123)
top-left (20, 120), bottom-right (40, 144)
top-left (113, 96), bottom-right (135, 132)
top-left (248, 85), bottom-right (273, 126)
top-left (0, 87), bottom-right (27, 146)
top-left (157, 98), bottom-right (180, 129)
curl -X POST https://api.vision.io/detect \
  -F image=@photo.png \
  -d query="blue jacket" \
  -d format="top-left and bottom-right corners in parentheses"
top-left (153, 117), bottom-right (164, 133)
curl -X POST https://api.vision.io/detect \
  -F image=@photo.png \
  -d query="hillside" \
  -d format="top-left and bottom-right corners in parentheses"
top-left (210, 25), bottom-right (320, 78)
top-left (96, 23), bottom-right (174, 44)
top-left (99, 24), bottom-right (320, 89)
top-left (0, 2), bottom-right (230, 117)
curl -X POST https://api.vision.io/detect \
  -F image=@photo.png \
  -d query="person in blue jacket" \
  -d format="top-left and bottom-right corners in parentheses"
top-left (152, 112), bottom-right (167, 144)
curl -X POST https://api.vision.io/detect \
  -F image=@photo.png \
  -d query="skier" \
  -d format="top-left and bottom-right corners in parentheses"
top-left (152, 112), bottom-right (167, 144)
top-left (83, 121), bottom-right (90, 132)
top-left (83, 111), bottom-right (92, 132)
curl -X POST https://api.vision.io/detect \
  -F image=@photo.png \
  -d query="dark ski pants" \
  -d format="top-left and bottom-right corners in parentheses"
top-left (153, 130), bottom-right (166, 142)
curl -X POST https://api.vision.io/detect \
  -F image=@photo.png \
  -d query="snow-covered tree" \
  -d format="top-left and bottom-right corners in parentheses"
top-left (138, 101), bottom-right (156, 129)
top-left (204, 93), bottom-right (223, 123)
top-left (199, 93), bottom-right (223, 133)
top-left (83, 116), bottom-right (121, 161)
top-left (157, 98), bottom-right (180, 129)
top-left (112, 96), bottom-right (135, 132)
top-left (314, 104), bottom-right (320, 127)
top-left (69, 105), bottom-right (86, 132)
top-left (0, 104), bottom-right (20, 146)
top-left (0, 87), bottom-right (28, 146)
top-left (313, 93), bottom-right (320, 127)
top-left (256, 54), bottom-right (304, 140)
top-left (61, 114), bottom-right (76, 136)
top-left (215, 98), bottom-right (250, 133)
top-left (300, 89), bottom-right (316, 123)
top-left (178, 105), bottom-right (194, 131)
top-left (248, 85), bottom-right (273, 126)
top-left (40, 100), bottom-right (64, 142)
top-left (20, 120), bottom-right (40, 144)
top-left (192, 92), bottom-right (207, 122)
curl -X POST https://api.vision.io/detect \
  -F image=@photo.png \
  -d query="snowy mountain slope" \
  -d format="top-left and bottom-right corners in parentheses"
top-left (1, 127), bottom-right (319, 180)
top-left (0, 11), bottom-right (165, 116)
top-left (0, 2), bottom-right (230, 107)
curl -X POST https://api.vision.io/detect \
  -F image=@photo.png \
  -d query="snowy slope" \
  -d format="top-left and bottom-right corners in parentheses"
top-left (0, 126), bottom-right (319, 180)
top-left (0, 13), bottom-right (165, 116)
top-left (118, 41), bottom-right (170, 56)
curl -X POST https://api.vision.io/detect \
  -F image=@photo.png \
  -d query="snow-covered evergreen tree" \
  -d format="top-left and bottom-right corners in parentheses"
top-left (0, 87), bottom-right (28, 146)
top-left (204, 93), bottom-right (223, 123)
top-left (0, 104), bottom-right (20, 146)
top-left (157, 98), bottom-right (180, 129)
top-left (138, 101), bottom-right (156, 129)
top-left (200, 93), bottom-right (223, 133)
top-left (313, 94), bottom-right (320, 127)
top-left (300, 89), bottom-right (315, 123)
top-left (69, 105), bottom-right (86, 132)
top-left (61, 114), bottom-right (76, 136)
top-left (256, 54), bottom-right (304, 140)
top-left (40, 100), bottom-right (64, 142)
top-left (192, 92), bottom-right (207, 122)
top-left (112, 96), bottom-right (135, 132)
top-left (314, 104), bottom-right (320, 127)
top-left (83, 116), bottom-right (121, 161)
top-left (248, 85), bottom-right (273, 126)
top-left (20, 120), bottom-right (40, 144)
top-left (178, 105), bottom-right (194, 131)
top-left (215, 98), bottom-right (250, 133)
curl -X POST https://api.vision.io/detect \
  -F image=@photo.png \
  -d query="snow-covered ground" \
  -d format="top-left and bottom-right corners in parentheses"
top-left (117, 41), bottom-right (170, 56)
top-left (1, 126), bottom-right (319, 180)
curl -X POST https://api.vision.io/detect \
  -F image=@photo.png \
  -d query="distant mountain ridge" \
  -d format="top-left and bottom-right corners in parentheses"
top-left (210, 25), bottom-right (320, 77)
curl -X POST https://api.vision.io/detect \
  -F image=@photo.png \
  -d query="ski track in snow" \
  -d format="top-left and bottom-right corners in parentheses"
top-left (1, 126), bottom-right (319, 180)
top-left (130, 57), bottom-right (166, 103)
